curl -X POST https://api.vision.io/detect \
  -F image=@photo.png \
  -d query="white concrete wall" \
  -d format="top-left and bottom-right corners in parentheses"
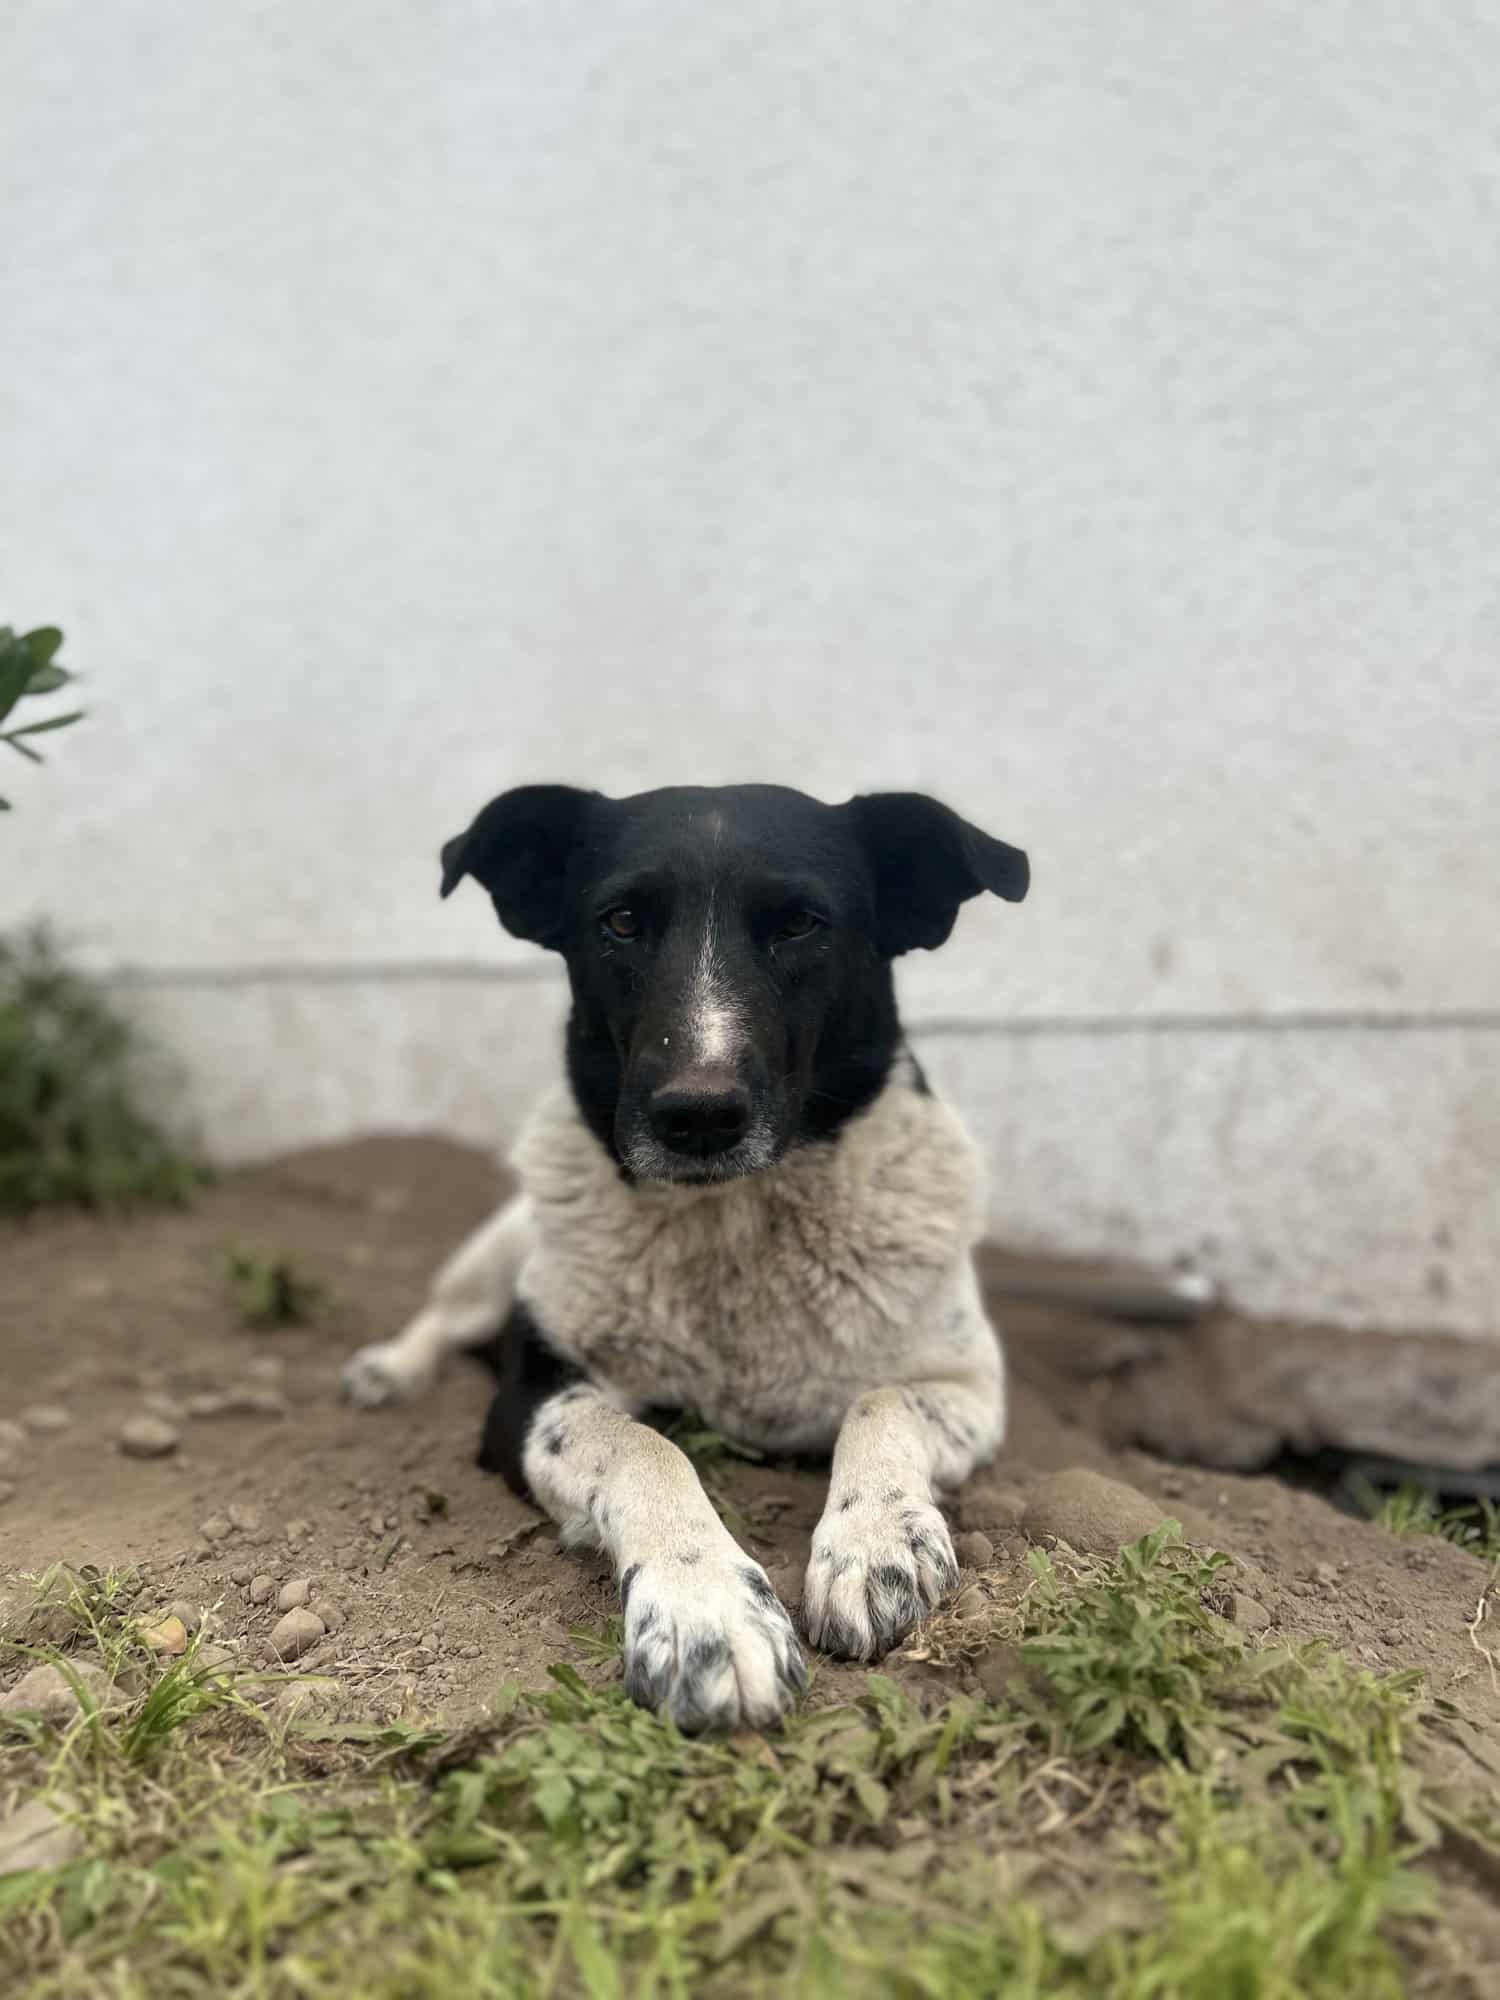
top-left (3, 2), bottom-right (1497, 1335)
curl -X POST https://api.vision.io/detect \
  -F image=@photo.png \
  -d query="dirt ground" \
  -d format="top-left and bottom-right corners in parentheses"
top-left (2, 1135), bottom-right (1497, 1735)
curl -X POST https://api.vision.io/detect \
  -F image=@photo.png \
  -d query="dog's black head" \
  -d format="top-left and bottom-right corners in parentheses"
top-left (440, 783), bottom-right (1027, 1184)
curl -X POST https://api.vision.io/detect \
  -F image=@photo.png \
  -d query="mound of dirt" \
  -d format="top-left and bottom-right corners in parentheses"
top-left (1, 1136), bottom-right (1496, 1733)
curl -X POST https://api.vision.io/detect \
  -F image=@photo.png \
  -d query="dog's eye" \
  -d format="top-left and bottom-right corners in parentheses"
top-left (775, 911), bottom-right (823, 942)
top-left (602, 908), bottom-right (642, 941)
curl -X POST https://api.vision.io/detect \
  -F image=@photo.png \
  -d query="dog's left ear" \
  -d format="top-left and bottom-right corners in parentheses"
top-left (849, 791), bottom-right (1030, 956)
top-left (439, 784), bottom-right (599, 947)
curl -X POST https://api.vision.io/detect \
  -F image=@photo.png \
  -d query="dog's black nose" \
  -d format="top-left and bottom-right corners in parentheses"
top-left (648, 1071), bottom-right (752, 1156)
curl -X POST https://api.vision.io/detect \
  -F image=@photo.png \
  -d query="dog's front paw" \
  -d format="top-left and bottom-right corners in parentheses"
top-left (619, 1549), bottom-right (807, 1733)
top-left (340, 1340), bottom-right (434, 1409)
top-left (801, 1493), bottom-right (959, 1661)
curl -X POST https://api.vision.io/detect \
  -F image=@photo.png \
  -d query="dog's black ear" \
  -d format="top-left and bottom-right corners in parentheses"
top-left (439, 785), bottom-right (598, 947)
top-left (849, 792), bottom-right (1029, 956)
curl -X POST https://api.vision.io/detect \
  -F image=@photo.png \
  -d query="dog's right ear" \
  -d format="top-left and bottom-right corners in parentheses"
top-left (439, 785), bottom-right (598, 947)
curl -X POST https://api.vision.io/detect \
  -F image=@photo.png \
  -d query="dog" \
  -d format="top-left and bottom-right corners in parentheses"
top-left (343, 783), bottom-right (1029, 1731)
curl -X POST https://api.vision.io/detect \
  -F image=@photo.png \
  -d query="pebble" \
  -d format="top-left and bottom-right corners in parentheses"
top-left (230, 1567), bottom-right (253, 1587)
top-left (140, 1614), bottom-right (189, 1655)
top-left (20, 1404), bottom-right (72, 1433)
top-left (284, 1519), bottom-right (312, 1543)
top-left (200, 1514), bottom-right (235, 1542)
top-left (0, 1660), bottom-right (123, 1722)
top-left (248, 1575), bottom-right (276, 1605)
top-left (227, 1503), bottom-right (263, 1534)
top-left (459, 1643), bottom-right (482, 1660)
top-left (0, 1800), bottom-right (84, 1876)
top-left (955, 1530), bottom-right (994, 1570)
top-left (1230, 1593), bottom-right (1273, 1633)
top-left (1312, 1561), bottom-right (1339, 1588)
top-left (1021, 1468), bottom-right (1168, 1558)
top-left (767, 1562), bottom-right (805, 1605)
top-left (167, 1599), bottom-right (202, 1632)
top-left (268, 1608), bottom-right (326, 1660)
top-left (420, 1629), bottom-right (440, 1653)
top-left (277, 1578), bottom-right (313, 1611)
top-left (317, 1601), bottom-right (346, 1634)
top-left (184, 1392), bottom-right (230, 1418)
top-left (951, 1584), bottom-right (988, 1620)
top-left (975, 1641), bottom-right (1023, 1702)
top-left (119, 1414), bottom-right (181, 1458)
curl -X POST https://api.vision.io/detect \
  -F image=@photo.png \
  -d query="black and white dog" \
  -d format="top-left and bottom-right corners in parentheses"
top-left (344, 783), bottom-right (1028, 1731)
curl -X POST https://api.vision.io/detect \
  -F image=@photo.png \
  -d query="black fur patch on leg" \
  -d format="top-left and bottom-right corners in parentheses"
top-left (474, 1300), bottom-right (582, 1500)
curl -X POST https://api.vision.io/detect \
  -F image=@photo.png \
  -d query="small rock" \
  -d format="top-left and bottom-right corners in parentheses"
top-left (20, 1403), bottom-right (72, 1433)
top-left (420, 1630), bottom-right (440, 1653)
top-left (0, 1660), bottom-right (123, 1722)
top-left (0, 1799), bottom-right (83, 1876)
top-left (200, 1515), bottom-right (235, 1543)
top-left (317, 1601), bottom-right (345, 1634)
top-left (267, 1608), bottom-right (326, 1660)
top-left (167, 1599), bottom-right (202, 1633)
top-left (1230, 1594), bottom-right (1273, 1633)
top-left (955, 1531), bottom-right (994, 1570)
top-left (767, 1562), bottom-right (805, 1605)
top-left (185, 1392), bottom-right (234, 1418)
top-left (1382, 1625), bottom-right (1406, 1646)
top-left (227, 1503), bottom-right (263, 1534)
top-left (975, 1641), bottom-right (1024, 1702)
top-left (277, 1578), bottom-right (313, 1611)
top-left (284, 1519), bottom-right (312, 1542)
top-left (459, 1643), bottom-right (482, 1660)
top-left (1312, 1562), bottom-right (1339, 1588)
top-left (1021, 1468), bottom-right (1169, 1558)
top-left (198, 1644), bottom-right (237, 1674)
top-left (248, 1574), bottom-right (276, 1605)
top-left (229, 1567), bottom-right (253, 1587)
top-left (119, 1414), bottom-right (180, 1459)
top-left (951, 1584), bottom-right (988, 1620)
top-left (141, 1614), bottom-right (190, 1655)
top-left (265, 1681), bottom-right (330, 1724)
top-left (241, 1387), bottom-right (289, 1417)
top-left (143, 1392), bottom-right (187, 1421)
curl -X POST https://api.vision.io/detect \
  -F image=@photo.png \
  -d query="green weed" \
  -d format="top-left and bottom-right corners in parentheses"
top-left (0, 930), bottom-right (203, 1214)
top-left (223, 1247), bottom-right (325, 1329)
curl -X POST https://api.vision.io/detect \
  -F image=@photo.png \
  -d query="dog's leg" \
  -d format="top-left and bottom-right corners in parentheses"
top-left (801, 1371), bottom-right (1000, 1662)
top-left (475, 1306), bottom-right (805, 1730)
top-left (341, 1195), bottom-right (535, 1407)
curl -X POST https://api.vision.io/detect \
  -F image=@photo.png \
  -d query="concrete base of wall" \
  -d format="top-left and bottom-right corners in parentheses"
top-left (120, 975), bottom-right (1499, 1342)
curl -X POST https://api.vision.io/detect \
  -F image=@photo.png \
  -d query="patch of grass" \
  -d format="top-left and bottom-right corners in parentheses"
top-left (223, 1246), bottom-right (325, 1329)
top-left (1018, 1522), bottom-right (1249, 1763)
top-left (1354, 1478), bottom-right (1500, 1563)
top-left (1, 1533), bottom-right (1487, 1999)
top-left (0, 929), bottom-right (203, 1214)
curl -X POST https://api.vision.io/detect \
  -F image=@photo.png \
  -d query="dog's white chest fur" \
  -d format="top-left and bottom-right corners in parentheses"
top-left (513, 1070), bottom-right (996, 1452)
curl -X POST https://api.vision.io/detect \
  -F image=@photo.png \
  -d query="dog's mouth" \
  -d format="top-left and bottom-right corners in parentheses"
top-left (618, 1124), bottom-right (784, 1188)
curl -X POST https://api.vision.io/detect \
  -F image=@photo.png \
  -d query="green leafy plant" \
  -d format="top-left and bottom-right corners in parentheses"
top-left (0, 929), bottom-right (202, 1213)
top-left (1353, 1476), bottom-right (1500, 1563)
top-left (0, 625), bottom-right (83, 810)
top-left (223, 1247), bottom-right (325, 1328)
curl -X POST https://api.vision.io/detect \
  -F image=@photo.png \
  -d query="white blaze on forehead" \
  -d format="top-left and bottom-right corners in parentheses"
top-left (685, 893), bottom-right (744, 1065)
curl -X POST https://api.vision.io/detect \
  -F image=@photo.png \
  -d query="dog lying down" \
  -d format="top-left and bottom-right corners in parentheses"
top-left (344, 783), bottom-right (1029, 1731)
